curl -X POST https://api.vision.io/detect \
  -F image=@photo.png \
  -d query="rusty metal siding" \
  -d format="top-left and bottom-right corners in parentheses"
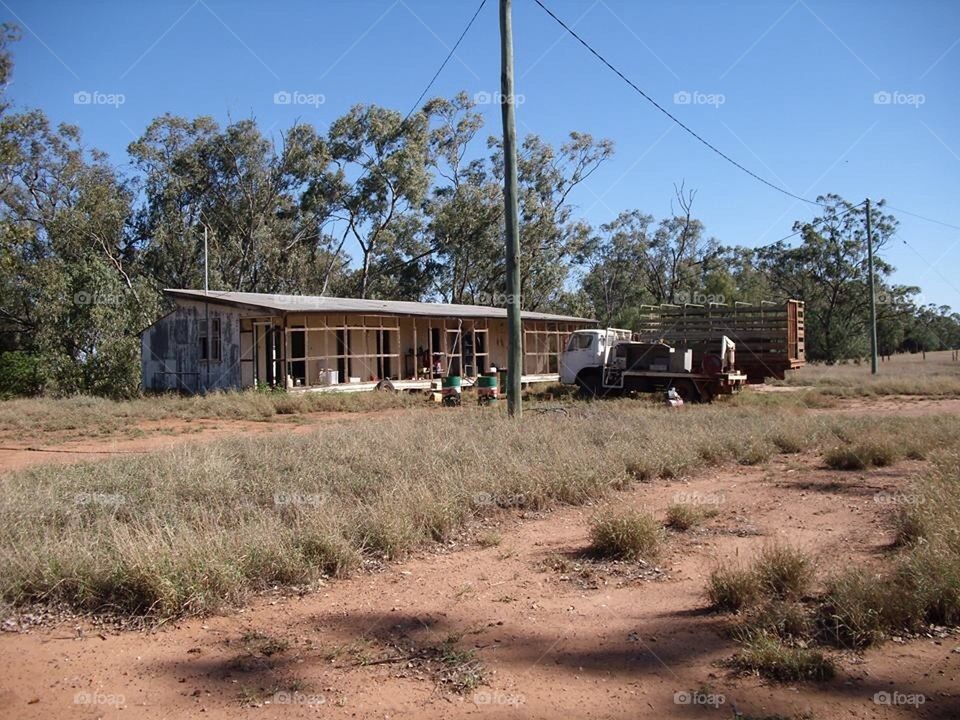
top-left (141, 302), bottom-right (243, 392)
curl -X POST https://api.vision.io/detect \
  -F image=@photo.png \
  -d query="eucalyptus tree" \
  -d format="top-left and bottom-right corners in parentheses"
top-left (325, 104), bottom-right (432, 299)
top-left (756, 195), bottom-right (898, 361)
top-left (0, 110), bottom-right (156, 395)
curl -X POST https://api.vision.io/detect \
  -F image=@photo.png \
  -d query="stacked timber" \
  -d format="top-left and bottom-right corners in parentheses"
top-left (634, 300), bottom-right (805, 383)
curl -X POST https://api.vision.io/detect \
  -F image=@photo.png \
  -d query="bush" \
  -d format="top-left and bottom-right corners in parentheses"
top-left (899, 545), bottom-right (960, 627)
top-left (818, 551), bottom-right (960, 649)
top-left (588, 508), bottom-right (662, 560)
top-left (0, 351), bottom-right (43, 397)
top-left (817, 569), bottom-right (892, 648)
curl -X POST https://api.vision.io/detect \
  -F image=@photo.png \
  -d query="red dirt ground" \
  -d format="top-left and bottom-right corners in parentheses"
top-left (3, 422), bottom-right (960, 718)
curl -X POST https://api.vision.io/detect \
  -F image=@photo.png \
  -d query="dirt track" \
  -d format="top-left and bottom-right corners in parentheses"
top-left (2, 397), bottom-right (959, 719)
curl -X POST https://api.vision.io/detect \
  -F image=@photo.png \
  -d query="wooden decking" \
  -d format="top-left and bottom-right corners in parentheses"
top-left (290, 373), bottom-right (561, 394)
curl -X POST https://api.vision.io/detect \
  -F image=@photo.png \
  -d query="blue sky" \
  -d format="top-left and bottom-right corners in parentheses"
top-left (4, 0), bottom-right (959, 308)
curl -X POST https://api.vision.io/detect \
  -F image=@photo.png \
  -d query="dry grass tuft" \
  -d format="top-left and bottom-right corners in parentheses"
top-left (754, 544), bottom-right (814, 600)
top-left (733, 600), bottom-right (814, 643)
top-left (664, 503), bottom-right (717, 531)
top-left (731, 632), bottom-right (835, 681)
top-left (707, 563), bottom-right (759, 612)
top-left (589, 507), bottom-right (662, 560)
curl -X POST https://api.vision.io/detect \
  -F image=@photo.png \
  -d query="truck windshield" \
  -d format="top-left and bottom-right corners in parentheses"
top-left (567, 333), bottom-right (593, 351)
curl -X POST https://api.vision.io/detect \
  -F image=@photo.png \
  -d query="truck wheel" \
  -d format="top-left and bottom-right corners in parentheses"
top-left (672, 379), bottom-right (701, 404)
top-left (575, 370), bottom-right (603, 400)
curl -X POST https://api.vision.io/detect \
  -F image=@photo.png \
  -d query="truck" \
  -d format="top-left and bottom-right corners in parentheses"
top-left (559, 328), bottom-right (747, 403)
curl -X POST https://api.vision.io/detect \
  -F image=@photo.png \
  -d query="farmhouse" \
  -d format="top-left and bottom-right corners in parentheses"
top-left (140, 289), bottom-right (596, 393)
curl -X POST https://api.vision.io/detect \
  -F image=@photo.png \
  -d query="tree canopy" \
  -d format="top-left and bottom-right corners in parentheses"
top-left (0, 35), bottom-right (956, 397)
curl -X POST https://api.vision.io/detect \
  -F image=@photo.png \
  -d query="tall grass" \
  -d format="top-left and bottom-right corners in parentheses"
top-left (777, 349), bottom-right (960, 397)
top-left (0, 389), bottom-right (421, 437)
top-left (1, 404), bottom-right (958, 619)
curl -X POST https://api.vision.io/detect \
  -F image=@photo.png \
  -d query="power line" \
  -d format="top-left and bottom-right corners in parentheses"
top-left (403, 0), bottom-right (488, 122)
top-left (331, 0), bottom-right (488, 201)
top-left (324, 0), bottom-right (488, 276)
top-left (530, 0), bottom-right (822, 208)
top-left (771, 201), bottom-right (960, 247)
top-left (768, 200), bottom-right (868, 246)
top-left (886, 204), bottom-right (960, 232)
top-left (897, 233), bottom-right (960, 296)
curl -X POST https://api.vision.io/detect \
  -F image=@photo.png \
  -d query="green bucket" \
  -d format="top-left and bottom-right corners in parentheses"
top-left (441, 375), bottom-right (462, 389)
top-left (477, 375), bottom-right (498, 388)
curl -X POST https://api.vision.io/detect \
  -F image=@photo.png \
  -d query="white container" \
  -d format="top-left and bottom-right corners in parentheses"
top-left (348, 376), bottom-right (361, 384)
top-left (323, 369), bottom-right (338, 385)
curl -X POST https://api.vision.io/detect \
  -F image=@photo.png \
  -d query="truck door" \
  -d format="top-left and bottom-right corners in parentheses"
top-left (560, 331), bottom-right (600, 384)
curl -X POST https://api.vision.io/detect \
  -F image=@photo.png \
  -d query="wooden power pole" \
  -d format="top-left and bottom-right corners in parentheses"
top-left (866, 198), bottom-right (879, 375)
top-left (500, 0), bottom-right (523, 417)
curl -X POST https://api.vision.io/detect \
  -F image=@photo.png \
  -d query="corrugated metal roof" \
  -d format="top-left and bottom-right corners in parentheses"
top-left (164, 289), bottom-right (596, 324)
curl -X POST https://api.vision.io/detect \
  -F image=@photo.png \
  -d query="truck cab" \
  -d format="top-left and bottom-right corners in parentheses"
top-left (559, 328), bottom-right (631, 386)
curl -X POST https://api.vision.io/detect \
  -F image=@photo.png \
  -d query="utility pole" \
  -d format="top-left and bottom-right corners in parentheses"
top-left (500, 0), bottom-right (523, 418)
top-left (204, 224), bottom-right (209, 296)
top-left (865, 198), bottom-right (879, 375)
top-left (204, 224), bottom-right (211, 392)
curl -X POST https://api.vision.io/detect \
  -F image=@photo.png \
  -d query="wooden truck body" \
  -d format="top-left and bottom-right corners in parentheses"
top-left (633, 300), bottom-right (805, 383)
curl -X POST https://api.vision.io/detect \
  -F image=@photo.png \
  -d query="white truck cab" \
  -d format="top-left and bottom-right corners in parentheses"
top-left (559, 328), bottom-right (631, 385)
